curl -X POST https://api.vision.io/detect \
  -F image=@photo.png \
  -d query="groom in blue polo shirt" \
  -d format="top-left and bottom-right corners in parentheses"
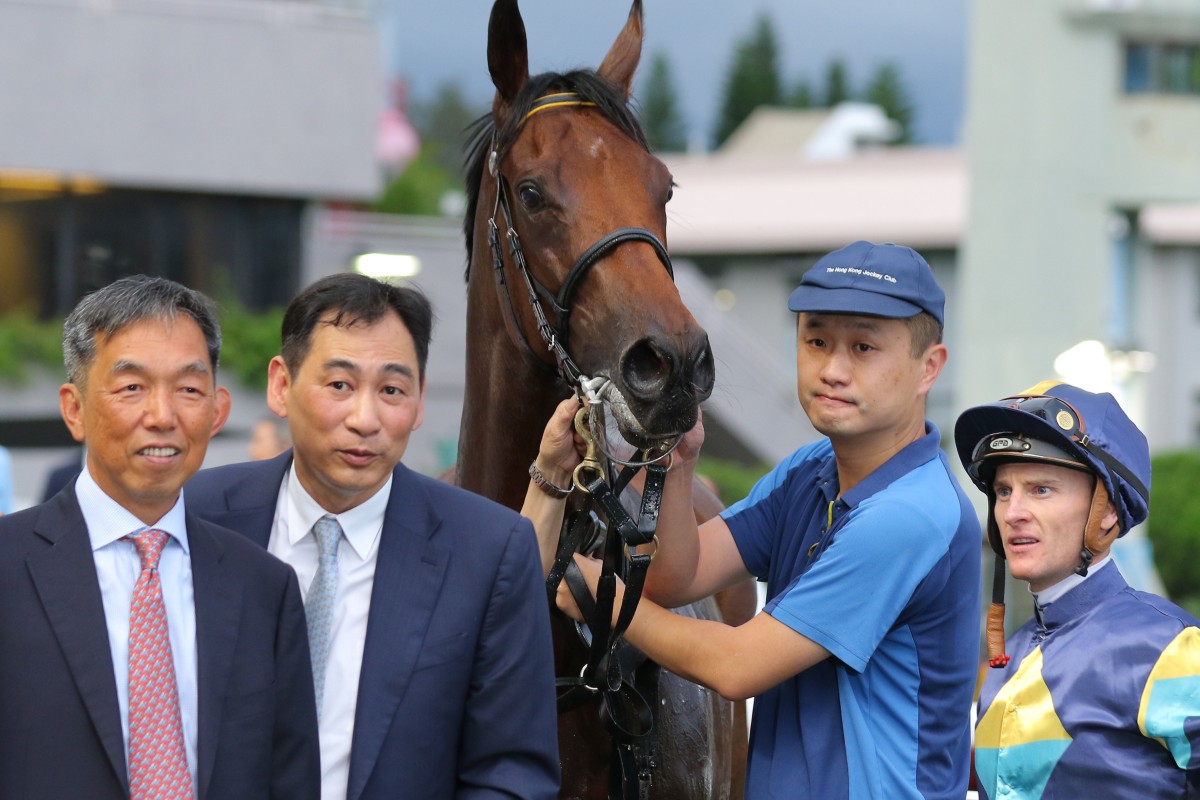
top-left (552, 240), bottom-right (982, 799)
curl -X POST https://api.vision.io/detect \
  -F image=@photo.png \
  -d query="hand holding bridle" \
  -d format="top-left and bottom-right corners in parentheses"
top-left (533, 397), bottom-right (586, 490)
top-left (556, 553), bottom-right (624, 626)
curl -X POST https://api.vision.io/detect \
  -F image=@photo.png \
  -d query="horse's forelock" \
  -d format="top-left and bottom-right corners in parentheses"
top-left (462, 69), bottom-right (649, 282)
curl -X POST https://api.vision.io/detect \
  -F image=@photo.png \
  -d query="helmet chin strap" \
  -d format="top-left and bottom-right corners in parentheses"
top-left (986, 551), bottom-right (1010, 668)
top-left (984, 493), bottom-right (1010, 668)
top-left (1075, 481), bottom-right (1119, 577)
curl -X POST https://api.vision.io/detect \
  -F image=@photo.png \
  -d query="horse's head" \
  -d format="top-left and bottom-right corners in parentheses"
top-left (464, 0), bottom-right (715, 450)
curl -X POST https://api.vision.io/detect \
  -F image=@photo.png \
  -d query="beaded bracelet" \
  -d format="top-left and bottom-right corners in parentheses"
top-left (528, 461), bottom-right (573, 499)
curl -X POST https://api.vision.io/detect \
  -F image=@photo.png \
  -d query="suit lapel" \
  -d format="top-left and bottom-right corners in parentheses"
top-left (25, 492), bottom-right (129, 793)
top-left (199, 453), bottom-right (292, 547)
top-left (346, 465), bottom-right (451, 800)
top-left (190, 516), bottom-right (243, 800)
top-left (186, 453), bottom-right (288, 797)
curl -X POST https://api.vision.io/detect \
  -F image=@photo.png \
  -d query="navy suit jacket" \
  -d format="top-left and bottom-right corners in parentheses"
top-left (186, 453), bottom-right (560, 800)
top-left (0, 482), bottom-right (320, 800)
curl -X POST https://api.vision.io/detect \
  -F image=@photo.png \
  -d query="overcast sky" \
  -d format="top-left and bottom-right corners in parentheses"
top-left (380, 0), bottom-right (969, 146)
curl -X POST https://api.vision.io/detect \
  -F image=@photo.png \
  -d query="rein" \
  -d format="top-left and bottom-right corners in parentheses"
top-left (546, 405), bottom-right (670, 800)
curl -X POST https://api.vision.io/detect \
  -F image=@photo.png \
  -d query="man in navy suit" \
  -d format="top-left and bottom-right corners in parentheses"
top-left (0, 275), bottom-right (319, 799)
top-left (187, 273), bottom-right (559, 800)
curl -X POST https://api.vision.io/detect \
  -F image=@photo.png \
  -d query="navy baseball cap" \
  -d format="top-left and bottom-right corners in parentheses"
top-left (787, 240), bottom-right (945, 326)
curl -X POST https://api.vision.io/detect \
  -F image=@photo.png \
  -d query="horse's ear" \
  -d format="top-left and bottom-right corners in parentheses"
top-left (596, 0), bottom-right (644, 100)
top-left (487, 0), bottom-right (529, 113)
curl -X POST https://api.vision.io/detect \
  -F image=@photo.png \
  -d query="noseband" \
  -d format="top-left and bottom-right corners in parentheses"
top-left (485, 92), bottom-right (674, 390)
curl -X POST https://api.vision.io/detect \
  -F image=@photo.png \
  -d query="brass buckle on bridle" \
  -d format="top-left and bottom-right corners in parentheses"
top-left (572, 406), bottom-right (605, 494)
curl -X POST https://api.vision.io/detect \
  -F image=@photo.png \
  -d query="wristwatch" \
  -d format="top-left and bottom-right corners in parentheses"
top-left (528, 461), bottom-right (573, 499)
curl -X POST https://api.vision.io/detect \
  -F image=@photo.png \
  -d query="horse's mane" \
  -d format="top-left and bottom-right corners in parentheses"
top-left (462, 70), bottom-right (649, 281)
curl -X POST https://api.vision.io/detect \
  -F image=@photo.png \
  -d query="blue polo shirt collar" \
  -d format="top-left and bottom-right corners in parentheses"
top-left (817, 422), bottom-right (943, 511)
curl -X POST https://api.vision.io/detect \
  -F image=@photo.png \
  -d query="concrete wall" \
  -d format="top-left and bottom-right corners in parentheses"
top-left (959, 0), bottom-right (1200, 417)
top-left (0, 0), bottom-right (381, 199)
top-left (1139, 244), bottom-right (1200, 453)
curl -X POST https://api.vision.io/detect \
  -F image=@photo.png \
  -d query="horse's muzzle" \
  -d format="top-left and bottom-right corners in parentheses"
top-left (618, 331), bottom-right (715, 428)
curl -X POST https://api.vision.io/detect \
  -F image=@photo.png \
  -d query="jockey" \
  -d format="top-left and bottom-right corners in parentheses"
top-left (955, 380), bottom-right (1200, 799)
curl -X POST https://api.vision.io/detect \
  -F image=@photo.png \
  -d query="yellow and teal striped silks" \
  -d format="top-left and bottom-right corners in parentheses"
top-left (974, 647), bottom-right (1071, 798)
top-left (973, 563), bottom-right (1200, 799)
top-left (1138, 626), bottom-right (1200, 770)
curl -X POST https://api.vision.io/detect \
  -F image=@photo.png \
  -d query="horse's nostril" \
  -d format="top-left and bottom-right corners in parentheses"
top-left (692, 339), bottom-right (716, 400)
top-left (620, 335), bottom-right (716, 403)
top-left (621, 339), bottom-right (671, 399)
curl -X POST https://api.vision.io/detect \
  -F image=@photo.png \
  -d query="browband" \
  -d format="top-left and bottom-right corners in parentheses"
top-left (524, 92), bottom-right (596, 122)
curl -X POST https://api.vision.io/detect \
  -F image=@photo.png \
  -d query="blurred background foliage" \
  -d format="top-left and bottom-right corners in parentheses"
top-left (0, 304), bottom-right (283, 392)
top-left (0, 314), bottom-right (65, 384)
top-left (697, 455), bottom-right (770, 508)
top-left (218, 304), bottom-right (285, 392)
top-left (1147, 450), bottom-right (1200, 617)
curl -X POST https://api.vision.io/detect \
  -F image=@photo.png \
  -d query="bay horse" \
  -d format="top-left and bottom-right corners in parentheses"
top-left (455, 1), bottom-right (751, 798)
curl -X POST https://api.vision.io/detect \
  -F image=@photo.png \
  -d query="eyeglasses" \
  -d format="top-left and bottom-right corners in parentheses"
top-left (967, 428), bottom-right (1091, 487)
top-left (996, 393), bottom-right (1149, 504)
top-left (998, 394), bottom-right (1084, 440)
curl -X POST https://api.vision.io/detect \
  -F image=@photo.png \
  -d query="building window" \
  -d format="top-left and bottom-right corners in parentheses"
top-left (1124, 41), bottom-right (1200, 95)
top-left (0, 188), bottom-right (303, 317)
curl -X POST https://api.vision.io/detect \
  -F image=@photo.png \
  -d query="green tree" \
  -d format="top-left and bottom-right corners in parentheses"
top-left (865, 62), bottom-right (915, 144)
top-left (219, 304), bottom-right (285, 391)
top-left (374, 148), bottom-right (456, 216)
top-left (376, 82), bottom-right (485, 216)
top-left (823, 58), bottom-right (851, 107)
top-left (639, 51), bottom-right (688, 152)
top-left (786, 79), bottom-right (814, 109)
top-left (1147, 450), bottom-right (1200, 616)
top-left (411, 82), bottom-right (482, 180)
top-left (0, 314), bottom-right (63, 384)
top-left (713, 13), bottom-right (783, 147)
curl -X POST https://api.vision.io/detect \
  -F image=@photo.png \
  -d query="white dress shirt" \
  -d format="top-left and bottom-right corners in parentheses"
top-left (76, 466), bottom-right (198, 791)
top-left (268, 465), bottom-right (388, 800)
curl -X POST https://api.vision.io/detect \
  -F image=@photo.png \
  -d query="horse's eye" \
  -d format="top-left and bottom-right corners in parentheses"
top-left (665, 185), bottom-right (675, 203)
top-left (517, 183), bottom-right (545, 210)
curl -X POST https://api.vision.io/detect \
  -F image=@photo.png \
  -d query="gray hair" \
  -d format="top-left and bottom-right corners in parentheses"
top-left (63, 275), bottom-right (222, 386)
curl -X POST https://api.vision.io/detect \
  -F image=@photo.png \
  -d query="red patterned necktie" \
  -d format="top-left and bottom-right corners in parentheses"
top-left (124, 529), bottom-right (194, 800)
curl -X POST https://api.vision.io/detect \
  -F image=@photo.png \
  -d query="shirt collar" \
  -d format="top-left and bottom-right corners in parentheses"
top-left (819, 422), bottom-right (943, 509)
top-left (76, 464), bottom-right (190, 553)
top-left (283, 463), bottom-right (390, 561)
top-left (1034, 558), bottom-right (1124, 629)
top-left (1032, 554), bottom-right (1112, 608)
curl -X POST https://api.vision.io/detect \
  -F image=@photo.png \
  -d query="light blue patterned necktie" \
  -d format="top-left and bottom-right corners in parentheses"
top-left (306, 514), bottom-right (342, 716)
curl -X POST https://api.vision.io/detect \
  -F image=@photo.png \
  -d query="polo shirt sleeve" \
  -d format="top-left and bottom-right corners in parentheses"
top-left (721, 444), bottom-right (821, 579)
top-left (765, 475), bottom-right (954, 673)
